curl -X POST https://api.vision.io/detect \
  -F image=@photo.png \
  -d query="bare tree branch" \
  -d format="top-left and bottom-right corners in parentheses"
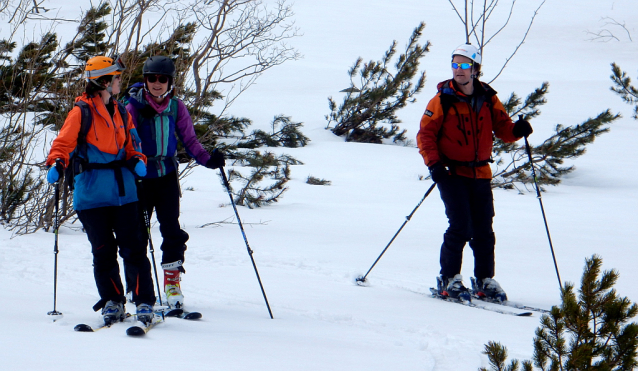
top-left (487, 0), bottom-right (546, 84)
top-left (586, 17), bottom-right (633, 42)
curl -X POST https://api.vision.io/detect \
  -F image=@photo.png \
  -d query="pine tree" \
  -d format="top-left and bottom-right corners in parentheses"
top-left (480, 255), bottom-right (638, 371)
top-left (326, 22), bottom-right (429, 143)
top-left (491, 83), bottom-right (621, 190)
top-left (610, 63), bottom-right (638, 120)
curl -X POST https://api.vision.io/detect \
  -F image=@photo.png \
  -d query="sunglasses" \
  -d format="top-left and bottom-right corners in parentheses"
top-left (452, 62), bottom-right (473, 70)
top-left (146, 75), bottom-right (169, 84)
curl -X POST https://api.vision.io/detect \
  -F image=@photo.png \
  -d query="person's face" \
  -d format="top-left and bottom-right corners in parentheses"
top-left (452, 55), bottom-right (474, 86)
top-left (145, 74), bottom-right (169, 97)
top-left (110, 75), bottom-right (121, 95)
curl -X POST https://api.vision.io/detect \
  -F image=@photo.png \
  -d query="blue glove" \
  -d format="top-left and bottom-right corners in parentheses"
top-left (134, 160), bottom-right (147, 177)
top-left (47, 159), bottom-right (64, 184)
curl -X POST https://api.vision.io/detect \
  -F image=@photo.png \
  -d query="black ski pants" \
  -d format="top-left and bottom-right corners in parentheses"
top-left (77, 202), bottom-right (156, 308)
top-left (437, 175), bottom-right (496, 280)
top-left (137, 170), bottom-right (189, 266)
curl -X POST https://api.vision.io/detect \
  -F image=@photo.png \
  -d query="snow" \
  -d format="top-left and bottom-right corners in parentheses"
top-left (1, 0), bottom-right (638, 369)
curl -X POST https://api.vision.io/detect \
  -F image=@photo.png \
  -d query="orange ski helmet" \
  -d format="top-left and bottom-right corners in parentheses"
top-left (85, 55), bottom-right (125, 80)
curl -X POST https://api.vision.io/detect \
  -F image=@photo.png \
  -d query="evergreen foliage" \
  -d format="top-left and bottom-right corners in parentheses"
top-left (491, 83), bottom-right (621, 190)
top-left (238, 115), bottom-right (310, 149)
top-left (610, 63), bottom-right (638, 120)
top-left (63, 3), bottom-right (112, 62)
top-left (326, 22), bottom-right (429, 143)
top-left (226, 151), bottom-right (303, 209)
top-left (306, 176), bottom-right (331, 186)
top-left (479, 255), bottom-right (638, 371)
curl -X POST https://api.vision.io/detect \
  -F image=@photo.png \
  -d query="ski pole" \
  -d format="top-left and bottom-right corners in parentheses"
top-left (137, 180), bottom-right (165, 319)
top-left (47, 180), bottom-right (63, 320)
top-left (522, 122), bottom-right (563, 291)
top-left (355, 182), bottom-right (437, 285)
top-left (219, 168), bottom-right (274, 319)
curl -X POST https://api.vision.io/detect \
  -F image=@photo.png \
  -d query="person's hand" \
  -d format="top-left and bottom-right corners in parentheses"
top-left (429, 162), bottom-right (449, 183)
top-left (47, 159), bottom-right (64, 184)
top-left (134, 160), bottom-right (147, 177)
top-left (205, 149), bottom-right (225, 169)
top-left (513, 118), bottom-right (533, 137)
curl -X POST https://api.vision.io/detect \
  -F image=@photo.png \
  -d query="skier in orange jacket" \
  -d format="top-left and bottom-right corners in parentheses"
top-left (417, 44), bottom-right (533, 302)
top-left (46, 56), bottom-right (155, 325)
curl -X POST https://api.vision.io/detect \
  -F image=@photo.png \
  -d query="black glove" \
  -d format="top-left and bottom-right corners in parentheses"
top-left (429, 162), bottom-right (449, 183)
top-left (512, 118), bottom-right (533, 137)
top-left (205, 149), bottom-right (225, 169)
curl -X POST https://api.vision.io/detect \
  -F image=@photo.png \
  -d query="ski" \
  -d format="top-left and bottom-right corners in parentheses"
top-left (164, 308), bottom-right (202, 320)
top-left (468, 277), bottom-right (550, 314)
top-left (473, 296), bottom-right (550, 314)
top-left (429, 288), bottom-right (533, 317)
top-left (74, 313), bottom-right (133, 332)
top-left (126, 316), bottom-right (163, 337)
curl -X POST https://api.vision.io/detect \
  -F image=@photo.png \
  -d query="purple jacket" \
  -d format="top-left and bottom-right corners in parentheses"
top-left (126, 87), bottom-right (210, 178)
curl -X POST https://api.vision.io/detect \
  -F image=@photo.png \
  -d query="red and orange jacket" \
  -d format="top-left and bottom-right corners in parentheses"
top-left (416, 79), bottom-right (520, 179)
top-left (46, 93), bottom-right (146, 210)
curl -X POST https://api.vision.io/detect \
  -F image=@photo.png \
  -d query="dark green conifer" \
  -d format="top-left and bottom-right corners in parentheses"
top-left (326, 22), bottom-right (429, 143)
top-left (480, 255), bottom-right (638, 371)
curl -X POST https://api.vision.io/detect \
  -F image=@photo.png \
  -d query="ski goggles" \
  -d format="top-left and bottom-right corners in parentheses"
top-left (452, 62), bottom-right (473, 70)
top-left (112, 55), bottom-right (126, 72)
top-left (146, 74), bottom-right (170, 84)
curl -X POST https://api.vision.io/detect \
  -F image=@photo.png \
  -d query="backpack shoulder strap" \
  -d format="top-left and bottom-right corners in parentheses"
top-left (65, 101), bottom-right (92, 191)
top-left (170, 97), bottom-right (180, 123)
top-left (74, 101), bottom-right (93, 160)
top-left (439, 93), bottom-right (455, 125)
top-left (116, 103), bottom-right (131, 147)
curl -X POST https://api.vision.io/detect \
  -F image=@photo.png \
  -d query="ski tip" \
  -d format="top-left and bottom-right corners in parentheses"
top-left (183, 312), bottom-right (202, 320)
top-left (517, 312), bottom-right (534, 317)
top-left (74, 324), bottom-right (94, 332)
top-left (126, 326), bottom-right (146, 336)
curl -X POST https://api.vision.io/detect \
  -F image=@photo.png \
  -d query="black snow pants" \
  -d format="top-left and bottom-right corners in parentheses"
top-left (137, 170), bottom-right (189, 266)
top-left (437, 175), bottom-right (496, 279)
top-left (77, 202), bottom-right (156, 309)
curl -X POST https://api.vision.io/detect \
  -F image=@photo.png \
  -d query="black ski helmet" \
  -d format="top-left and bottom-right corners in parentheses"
top-left (142, 56), bottom-right (176, 77)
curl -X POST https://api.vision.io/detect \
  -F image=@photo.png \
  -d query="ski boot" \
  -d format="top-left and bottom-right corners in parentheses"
top-left (471, 277), bottom-right (507, 302)
top-left (437, 274), bottom-right (471, 302)
top-left (136, 303), bottom-right (154, 324)
top-left (102, 300), bottom-right (125, 326)
top-left (163, 261), bottom-right (184, 309)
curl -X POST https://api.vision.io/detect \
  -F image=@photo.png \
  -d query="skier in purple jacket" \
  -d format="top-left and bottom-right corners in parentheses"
top-left (126, 56), bottom-right (225, 309)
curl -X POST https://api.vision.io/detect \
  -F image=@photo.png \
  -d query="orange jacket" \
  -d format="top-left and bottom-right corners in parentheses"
top-left (416, 79), bottom-right (520, 179)
top-left (46, 94), bottom-right (145, 167)
top-left (46, 93), bottom-right (146, 210)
